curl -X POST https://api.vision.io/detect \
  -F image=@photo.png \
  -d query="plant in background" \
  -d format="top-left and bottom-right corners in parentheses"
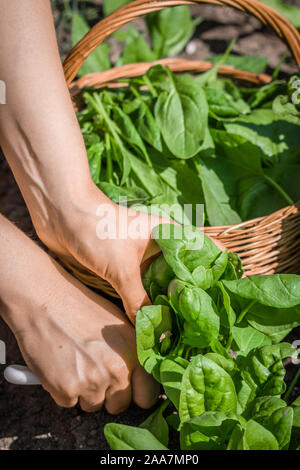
top-left (103, 0), bottom-right (132, 17)
top-left (104, 224), bottom-right (300, 450)
top-left (261, 0), bottom-right (300, 30)
top-left (70, 2), bottom-right (200, 73)
top-left (71, 10), bottom-right (111, 76)
top-left (104, 0), bottom-right (300, 31)
top-left (62, 0), bottom-right (300, 76)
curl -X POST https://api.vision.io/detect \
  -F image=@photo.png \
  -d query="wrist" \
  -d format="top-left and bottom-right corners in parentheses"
top-left (30, 176), bottom-right (112, 253)
top-left (0, 110), bottom-right (103, 241)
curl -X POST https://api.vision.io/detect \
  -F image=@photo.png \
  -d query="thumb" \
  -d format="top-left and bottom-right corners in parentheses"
top-left (112, 272), bottom-right (151, 325)
top-left (132, 364), bottom-right (160, 409)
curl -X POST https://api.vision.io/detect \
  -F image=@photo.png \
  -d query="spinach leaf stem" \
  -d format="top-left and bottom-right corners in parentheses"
top-left (284, 367), bottom-right (300, 402)
top-left (236, 300), bottom-right (256, 324)
top-left (263, 174), bottom-right (294, 206)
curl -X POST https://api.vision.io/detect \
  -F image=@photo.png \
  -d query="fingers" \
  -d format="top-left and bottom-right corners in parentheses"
top-left (79, 393), bottom-right (105, 413)
top-left (113, 273), bottom-right (151, 325)
top-left (51, 395), bottom-right (78, 408)
top-left (79, 374), bottom-right (132, 414)
top-left (46, 388), bottom-right (79, 409)
top-left (132, 364), bottom-right (160, 410)
top-left (78, 360), bottom-right (159, 414)
top-left (47, 385), bottom-right (132, 414)
top-left (104, 382), bottom-right (132, 415)
top-left (45, 365), bottom-right (158, 413)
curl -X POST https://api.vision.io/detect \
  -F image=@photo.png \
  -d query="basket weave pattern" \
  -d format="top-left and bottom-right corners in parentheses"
top-left (62, 0), bottom-right (300, 296)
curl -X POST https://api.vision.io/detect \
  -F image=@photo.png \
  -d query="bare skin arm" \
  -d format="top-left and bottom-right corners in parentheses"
top-left (0, 0), bottom-right (224, 323)
top-left (0, 0), bottom-right (92, 223)
top-left (0, 0), bottom-right (167, 323)
top-left (0, 214), bottom-right (159, 412)
top-left (0, 0), bottom-right (160, 413)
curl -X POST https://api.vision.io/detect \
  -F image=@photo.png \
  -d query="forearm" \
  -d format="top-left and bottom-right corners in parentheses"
top-left (0, 214), bottom-right (57, 331)
top-left (0, 0), bottom-right (96, 237)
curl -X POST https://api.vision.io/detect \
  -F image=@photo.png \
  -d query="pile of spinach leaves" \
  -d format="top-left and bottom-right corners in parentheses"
top-left (78, 66), bottom-right (300, 226)
top-left (104, 224), bottom-right (300, 450)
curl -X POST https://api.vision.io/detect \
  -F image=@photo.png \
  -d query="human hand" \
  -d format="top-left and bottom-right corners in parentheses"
top-left (34, 183), bottom-right (226, 324)
top-left (7, 261), bottom-right (159, 413)
top-left (0, 0), bottom-right (223, 324)
top-left (35, 185), bottom-right (170, 323)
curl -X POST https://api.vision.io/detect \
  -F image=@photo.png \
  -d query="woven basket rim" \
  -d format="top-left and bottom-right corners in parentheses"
top-left (63, 0), bottom-right (300, 86)
top-left (69, 58), bottom-right (274, 98)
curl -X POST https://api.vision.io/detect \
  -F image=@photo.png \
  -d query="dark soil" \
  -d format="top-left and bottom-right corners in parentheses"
top-left (0, 0), bottom-right (299, 450)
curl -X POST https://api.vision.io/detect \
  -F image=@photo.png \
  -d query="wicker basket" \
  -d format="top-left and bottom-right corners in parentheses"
top-left (62, 0), bottom-right (300, 298)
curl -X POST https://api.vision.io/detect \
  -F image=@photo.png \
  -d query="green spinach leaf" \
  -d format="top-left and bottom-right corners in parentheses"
top-left (179, 355), bottom-right (237, 423)
top-left (71, 14), bottom-right (110, 76)
top-left (104, 423), bottom-right (168, 450)
top-left (155, 70), bottom-right (208, 159)
top-left (136, 305), bottom-right (174, 381)
top-left (147, 7), bottom-right (200, 59)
